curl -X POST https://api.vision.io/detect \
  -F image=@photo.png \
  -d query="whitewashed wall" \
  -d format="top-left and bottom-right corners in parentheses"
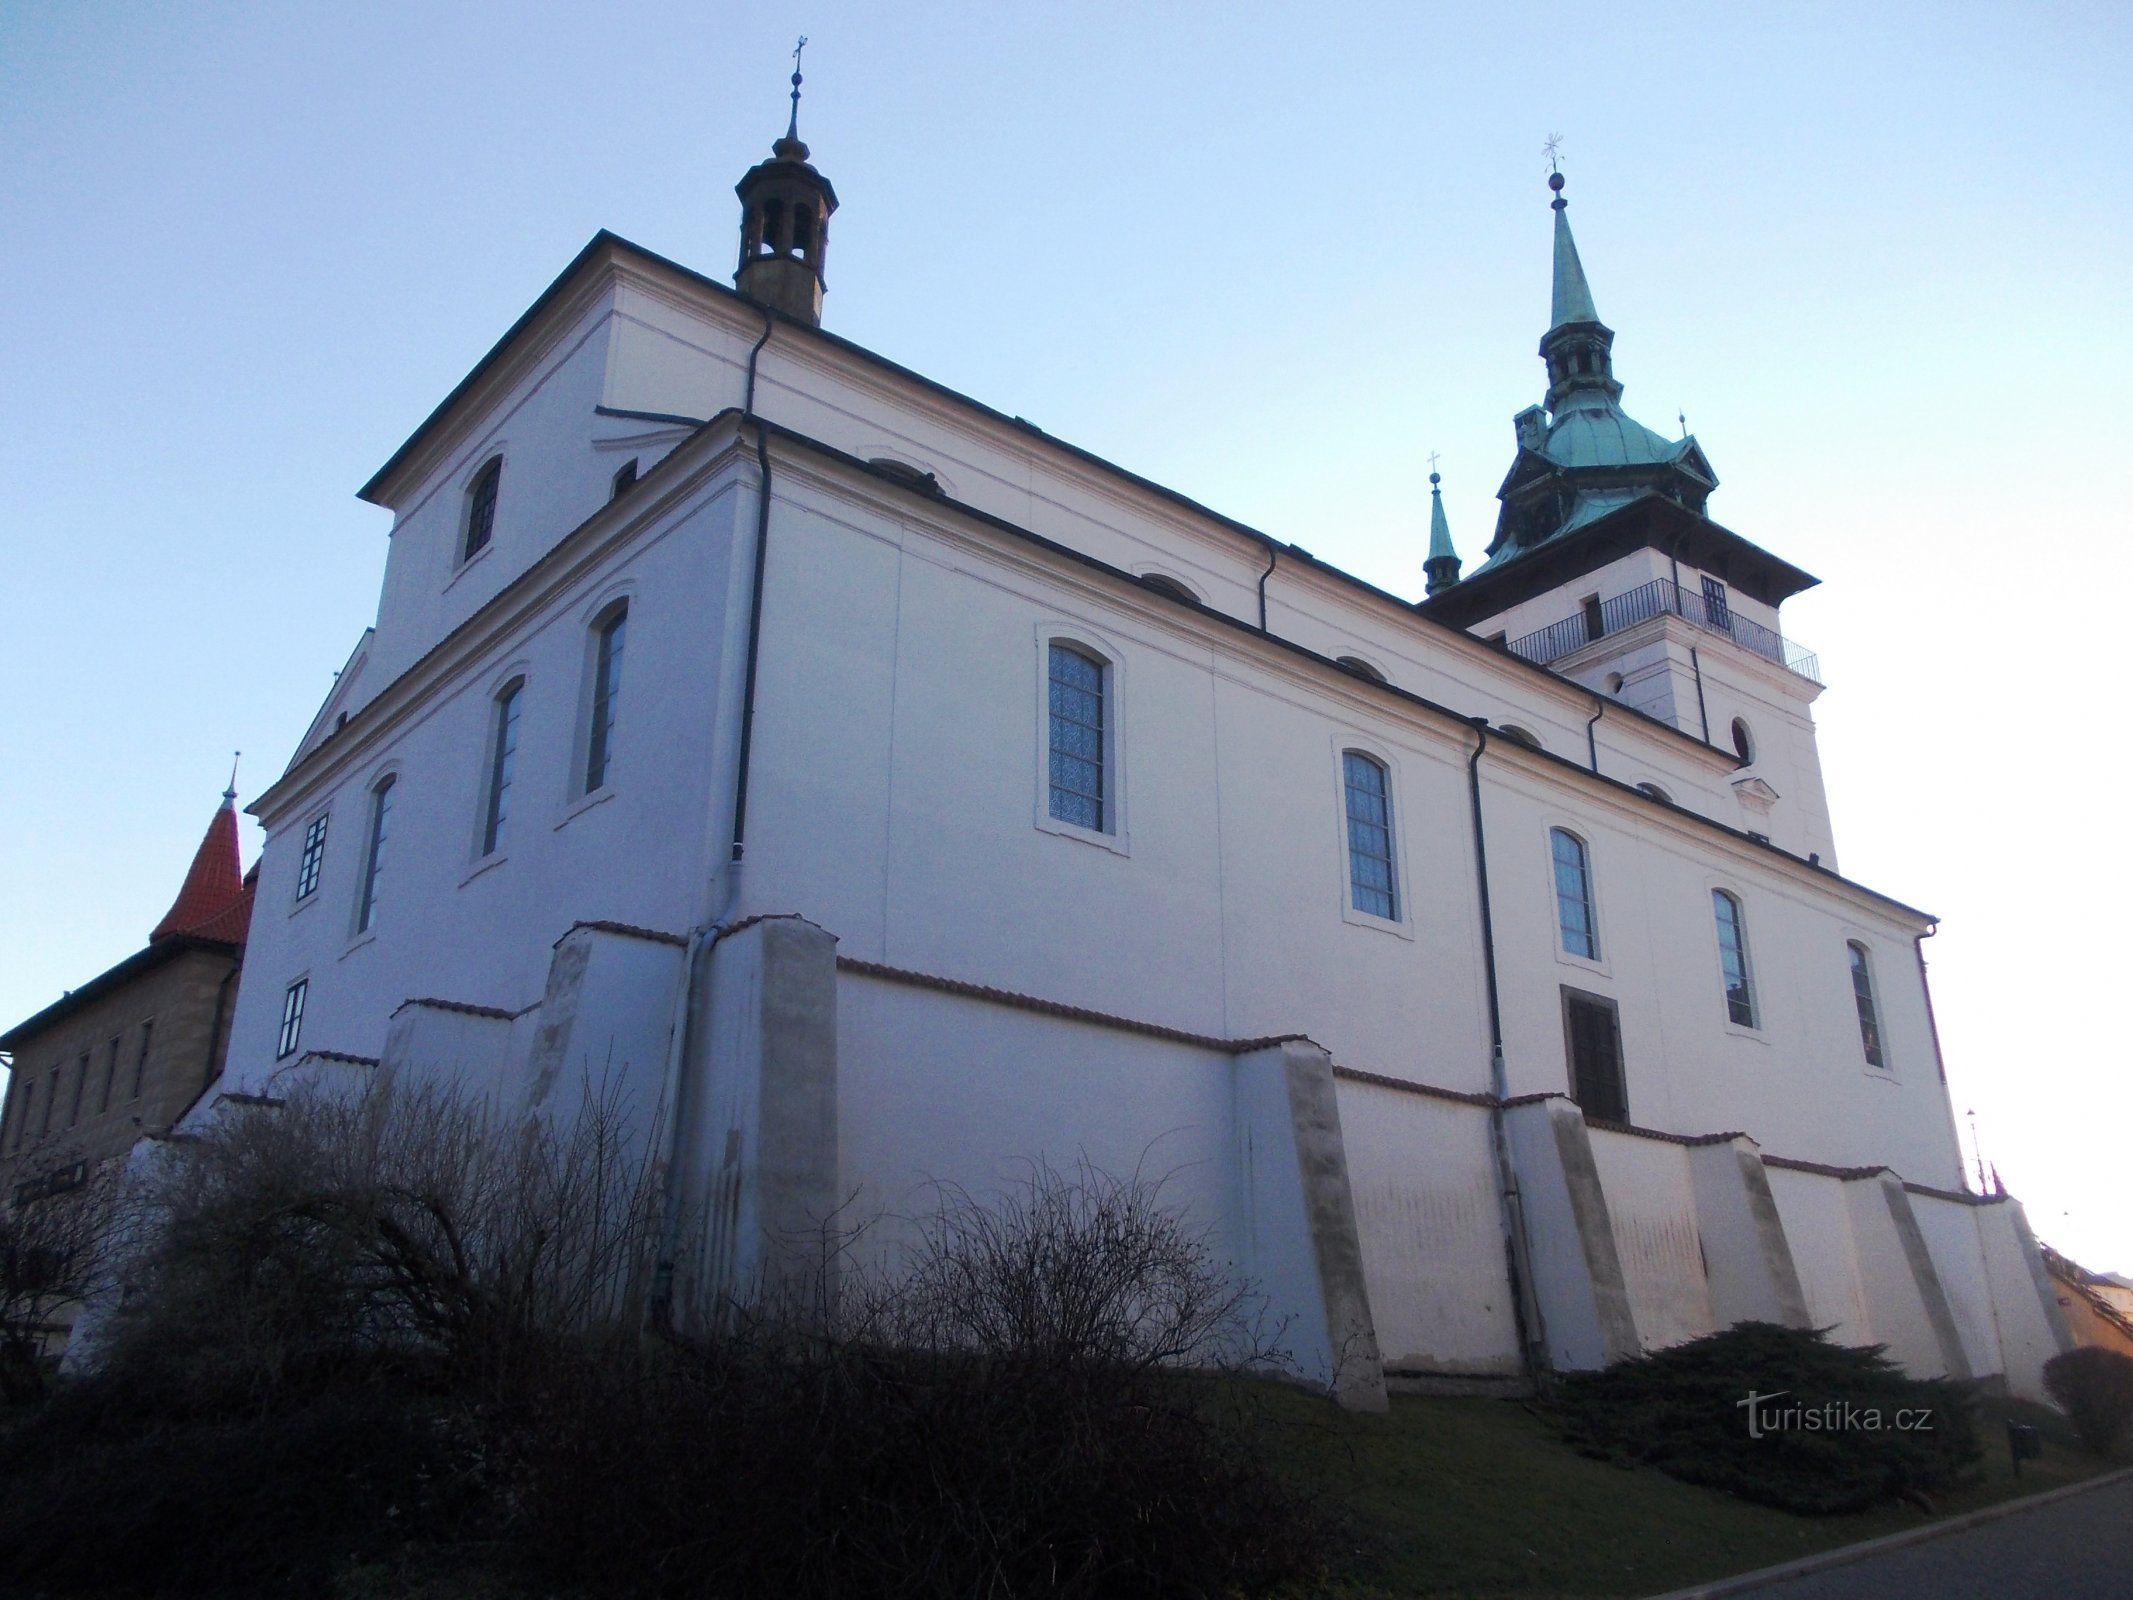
top-left (1337, 1078), bottom-right (1523, 1378)
top-left (1585, 1126), bottom-right (1714, 1352)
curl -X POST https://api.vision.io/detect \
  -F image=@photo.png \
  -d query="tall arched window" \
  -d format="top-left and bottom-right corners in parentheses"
top-left (1848, 941), bottom-right (1886, 1068)
top-left (1047, 642), bottom-right (1106, 831)
top-left (1730, 717), bottom-right (1755, 764)
top-left (585, 605), bottom-right (627, 793)
top-left (1551, 829), bottom-right (1598, 959)
top-left (1712, 890), bottom-right (1756, 1027)
top-left (357, 776), bottom-right (395, 933)
top-left (482, 679), bottom-right (523, 855)
top-left (463, 457), bottom-right (502, 562)
top-left (1343, 752), bottom-right (1396, 920)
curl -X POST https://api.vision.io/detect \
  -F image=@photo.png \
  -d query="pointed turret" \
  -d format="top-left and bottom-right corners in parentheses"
top-left (735, 41), bottom-right (839, 328)
top-left (151, 776), bottom-right (252, 944)
top-left (1549, 178), bottom-right (1601, 331)
top-left (1471, 170), bottom-right (1717, 572)
top-left (1424, 469), bottom-right (1462, 596)
top-left (1538, 171), bottom-right (1621, 408)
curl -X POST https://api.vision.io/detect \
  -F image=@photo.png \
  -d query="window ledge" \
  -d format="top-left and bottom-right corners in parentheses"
top-left (445, 541), bottom-right (494, 593)
top-left (1035, 812), bottom-right (1130, 857)
top-left (556, 786), bottom-right (615, 830)
top-left (340, 929), bottom-right (379, 961)
top-left (1861, 1064), bottom-right (1899, 1082)
top-left (1341, 901), bottom-right (1414, 941)
top-left (1721, 1019), bottom-right (1771, 1046)
top-left (287, 891), bottom-right (319, 920)
top-left (1554, 948), bottom-right (1611, 980)
top-left (460, 851), bottom-right (509, 888)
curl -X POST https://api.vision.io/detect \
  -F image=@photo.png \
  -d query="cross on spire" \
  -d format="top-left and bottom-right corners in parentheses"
top-left (787, 35), bottom-right (808, 141)
top-left (1543, 132), bottom-right (1564, 174)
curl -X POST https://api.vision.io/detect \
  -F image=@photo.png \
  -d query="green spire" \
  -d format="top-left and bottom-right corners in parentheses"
top-left (1424, 467), bottom-right (1462, 595)
top-left (1548, 172), bottom-right (1600, 329)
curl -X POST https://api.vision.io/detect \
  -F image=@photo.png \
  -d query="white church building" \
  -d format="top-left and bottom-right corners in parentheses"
top-left (203, 89), bottom-right (2072, 1409)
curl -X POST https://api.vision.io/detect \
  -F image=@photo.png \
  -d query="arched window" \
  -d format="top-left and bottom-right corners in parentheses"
top-left (482, 679), bottom-right (523, 856)
top-left (1047, 642), bottom-right (1107, 831)
top-left (585, 605), bottom-right (627, 793)
top-left (1731, 717), bottom-right (1755, 763)
top-left (1712, 890), bottom-right (1756, 1027)
top-left (357, 776), bottom-right (395, 933)
top-left (1137, 573), bottom-right (1199, 605)
top-left (1343, 752), bottom-right (1396, 920)
top-left (1848, 942), bottom-right (1886, 1068)
top-left (1551, 829), bottom-right (1598, 959)
top-left (463, 457), bottom-right (502, 562)
top-left (1635, 781), bottom-right (1672, 804)
top-left (1335, 655), bottom-right (1386, 683)
top-left (1500, 724), bottom-right (1543, 751)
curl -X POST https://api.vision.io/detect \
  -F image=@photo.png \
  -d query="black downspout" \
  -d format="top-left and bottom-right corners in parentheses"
top-left (1670, 539), bottom-right (1713, 746)
top-left (1256, 545), bottom-right (1278, 631)
top-left (1467, 719), bottom-right (1550, 1387)
top-left (1585, 695), bottom-right (1605, 774)
top-left (731, 310), bottom-right (778, 865)
top-left (201, 965), bottom-right (237, 1094)
top-left (1689, 645), bottom-right (1712, 745)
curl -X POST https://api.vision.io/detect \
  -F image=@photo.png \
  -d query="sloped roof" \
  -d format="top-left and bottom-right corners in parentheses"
top-left (150, 793), bottom-right (249, 942)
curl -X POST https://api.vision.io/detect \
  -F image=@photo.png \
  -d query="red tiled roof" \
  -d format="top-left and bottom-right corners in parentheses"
top-left (151, 795), bottom-right (249, 943)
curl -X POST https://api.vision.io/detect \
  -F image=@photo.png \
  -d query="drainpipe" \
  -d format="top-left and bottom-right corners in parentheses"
top-left (1668, 540), bottom-right (1714, 746)
top-left (200, 965), bottom-right (237, 1093)
top-left (1688, 646), bottom-right (1712, 745)
top-left (1467, 719), bottom-right (1551, 1385)
top-left (647, 308), bottom-right (779, 1328)
top-left (1584, 694), bottom-right (1605, 775)
top-left (1256, 544), bottom-right (1278, 631)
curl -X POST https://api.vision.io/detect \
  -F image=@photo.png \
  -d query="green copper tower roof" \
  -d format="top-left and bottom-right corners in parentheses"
top-left (1424, 466), bottom-right (1462, 595)
top-left (1549, 175), bottom-right (1601, 330)
top-left (1464, 170), bottom-right (1719, 578)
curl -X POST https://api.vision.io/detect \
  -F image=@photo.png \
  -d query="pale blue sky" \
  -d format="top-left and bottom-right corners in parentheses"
top-left (4, 2), bottom-right (2128, 1269)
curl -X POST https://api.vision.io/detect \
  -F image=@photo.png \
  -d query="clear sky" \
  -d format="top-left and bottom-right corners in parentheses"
top-left (3, 3), bottom-right (2127, 1272)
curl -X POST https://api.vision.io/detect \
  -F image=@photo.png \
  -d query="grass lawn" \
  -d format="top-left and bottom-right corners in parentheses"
top-left (1254, 1387), bottom-right (2121, 1599)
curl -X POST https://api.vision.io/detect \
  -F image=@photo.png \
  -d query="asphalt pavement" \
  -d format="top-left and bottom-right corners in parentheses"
top-left (1733, 1473), bottom-right (2133, 1600)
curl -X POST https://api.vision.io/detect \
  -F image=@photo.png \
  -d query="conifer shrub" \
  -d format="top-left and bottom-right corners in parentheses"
top-left (2042, 1345), bottom-right (2133, 1455)
top-left (1550, 1322), bottom-right (1980, 1514)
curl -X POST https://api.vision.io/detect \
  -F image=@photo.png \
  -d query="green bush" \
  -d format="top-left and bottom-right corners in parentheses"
top-left (2043, 1345), bottom-right (2133, 1455)
top-left (1550, 1322), bottom-right (1980, 1514)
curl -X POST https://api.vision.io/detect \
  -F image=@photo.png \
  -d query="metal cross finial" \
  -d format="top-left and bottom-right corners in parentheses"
top-left (224, 750), bottom-right (241, 802)
top-left (1543, 132), bottom-right (1564, 174)
top-left (786, 36), bottom-right (808, 139)
top-left (1427, 450), bottom-right (1442, 474)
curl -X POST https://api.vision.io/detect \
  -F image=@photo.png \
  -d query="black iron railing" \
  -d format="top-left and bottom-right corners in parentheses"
top-left (1504, 578), bottom-right (1820, 683)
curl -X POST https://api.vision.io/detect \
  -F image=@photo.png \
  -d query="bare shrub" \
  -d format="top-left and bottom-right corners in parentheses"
top-left (521, 1163), bottom-right (1322, 1599)
top-left (11, 1097), bottom-right (1324, 1598)
top-left (2043, 1345), bottom-right (2133, 1456)
top-left (0, 1158), bottom-right (113, 1402)
top-left (106, 1075), bottom-right (660, 1401)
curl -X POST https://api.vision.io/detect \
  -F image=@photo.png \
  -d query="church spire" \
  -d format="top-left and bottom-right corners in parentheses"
top-left (735, 38), bottom-right (839, 328)
top-left (1537, 169), bottom-right (1620, 408)
top-left (1424, 465), bottom-right (1462, 596)
top-left (1548, 172), bottom-right (1601, 330)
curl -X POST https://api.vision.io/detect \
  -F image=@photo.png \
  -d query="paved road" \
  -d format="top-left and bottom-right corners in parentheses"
top-left (1741, 1474), bottom-right (2133, 1599)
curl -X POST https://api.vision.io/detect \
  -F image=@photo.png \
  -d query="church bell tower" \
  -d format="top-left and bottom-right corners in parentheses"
top-left (735, 43), bottom-right (839, 327)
